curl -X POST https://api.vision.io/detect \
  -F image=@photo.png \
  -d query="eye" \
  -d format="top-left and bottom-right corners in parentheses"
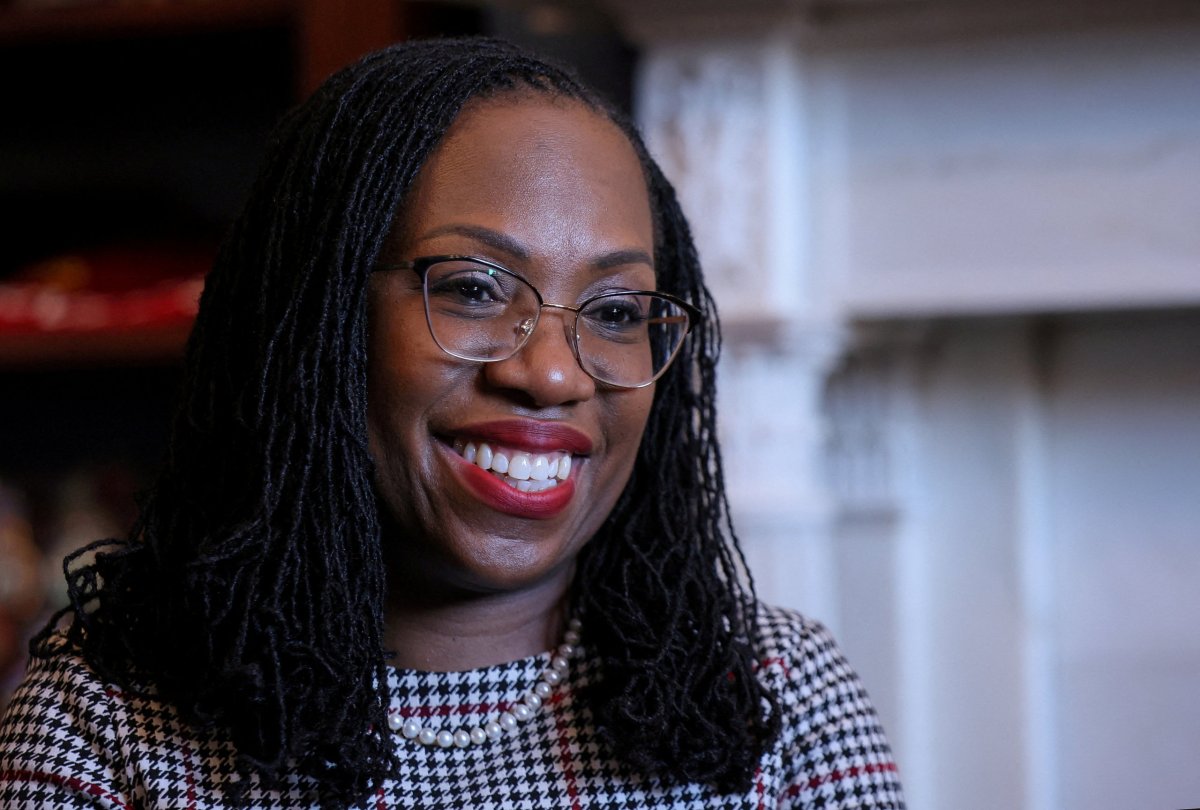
top-left (581, 295), bottom-right (648, 330)
top-left (428, 270), bottom-right (506, 304)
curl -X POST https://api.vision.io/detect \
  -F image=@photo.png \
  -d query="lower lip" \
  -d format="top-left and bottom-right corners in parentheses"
top-left (450, 453), bottom-right (576, 520)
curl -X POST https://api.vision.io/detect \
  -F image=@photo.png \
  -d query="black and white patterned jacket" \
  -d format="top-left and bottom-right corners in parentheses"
top-left (0, 606), bottom-right (904, 808)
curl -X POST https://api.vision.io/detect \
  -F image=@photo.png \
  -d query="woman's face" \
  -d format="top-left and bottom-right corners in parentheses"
top-left (367, 95), bottom-right (656, 601)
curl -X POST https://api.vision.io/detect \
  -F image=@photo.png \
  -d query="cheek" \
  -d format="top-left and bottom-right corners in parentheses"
top-left (368, 370), bottom-right (445, 467)
top-left (605, 388), bottom-right (655, 478)
top-left (366, 299), bottom-right (439, 456)
top-left (365, 318), bottom-right (458, 531)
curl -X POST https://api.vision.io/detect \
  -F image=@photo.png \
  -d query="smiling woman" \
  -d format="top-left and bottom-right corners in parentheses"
top-left (0, 38), bottom-right (904, 809)
top-left (366, 96), bottom-right (657, 620)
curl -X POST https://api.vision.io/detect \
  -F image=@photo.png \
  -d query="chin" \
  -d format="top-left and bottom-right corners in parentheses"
top-left (448, 535), bottom-right (580, 596)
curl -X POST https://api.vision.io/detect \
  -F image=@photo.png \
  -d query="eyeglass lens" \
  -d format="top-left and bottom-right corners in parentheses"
top-left (421, 258), bottom-right (690, 388)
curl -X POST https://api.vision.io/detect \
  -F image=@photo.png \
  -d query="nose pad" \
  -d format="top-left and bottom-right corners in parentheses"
top-left (523, 309), bottom-right (581, 365)
top-left (513, 310), bottom-right (576, 357)
top-left (485, 307), bottom-right (594, 404)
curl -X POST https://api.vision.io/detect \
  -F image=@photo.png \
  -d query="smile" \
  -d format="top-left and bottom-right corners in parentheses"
top-left (452, 438), bottom-right (573, 493)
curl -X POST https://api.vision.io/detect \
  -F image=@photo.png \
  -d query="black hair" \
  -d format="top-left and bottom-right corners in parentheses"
top-left (44, 36), bottom-right (780, 805)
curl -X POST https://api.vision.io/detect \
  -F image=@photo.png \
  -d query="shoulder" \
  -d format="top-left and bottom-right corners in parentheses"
top-left (2, 632), bottom-right (120, 736)
top-left (752, 604), bottom-right (906, 807)
top-left (0, 633), bottom-right (134, 808)
top-left (754, 603), bottom-right (857, 687)
top-left (752, 602), bottom-right (879, 720)
top-left (754, 603), bottom-right (836, 658)
top-left (2, 634), bottom-right (318, 808)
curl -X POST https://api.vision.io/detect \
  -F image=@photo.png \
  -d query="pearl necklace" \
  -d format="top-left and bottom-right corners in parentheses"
top-left (387, 618), bottom-right (581, 749)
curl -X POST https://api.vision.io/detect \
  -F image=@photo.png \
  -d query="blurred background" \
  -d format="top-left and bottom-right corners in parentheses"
top-left (0, 1), bottom-right (1196, 808)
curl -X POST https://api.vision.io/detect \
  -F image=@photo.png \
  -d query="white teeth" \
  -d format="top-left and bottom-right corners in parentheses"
top-left (508, 453), bottom-right (532, 481)
top-left (450, 439), bottom-right (576, 491)
top-left (513, 478), bottom-right (555, 493)
top-left (492, 452), bottom-right (509, 474)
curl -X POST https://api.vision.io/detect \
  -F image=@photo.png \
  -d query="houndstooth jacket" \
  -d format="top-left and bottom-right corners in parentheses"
top-left (0, 606), bottom-right (904, 809)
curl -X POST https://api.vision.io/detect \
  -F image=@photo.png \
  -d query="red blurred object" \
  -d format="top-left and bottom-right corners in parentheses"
top-left (0, 245), bottom-right (208, 334)
top-left (0, 245), bottom-right (209, 365)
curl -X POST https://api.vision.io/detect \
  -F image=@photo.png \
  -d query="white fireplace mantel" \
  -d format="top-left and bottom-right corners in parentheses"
top-left (594, 3), bottom-right (1200, 810)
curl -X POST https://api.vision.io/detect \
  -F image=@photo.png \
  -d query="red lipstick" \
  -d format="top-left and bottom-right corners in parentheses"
top-left (456, 461), bottom-right (575, 520)
top-left (450, 419), bottom-right (593, 455)
top-left (439, 419), bottom-right (589, 519)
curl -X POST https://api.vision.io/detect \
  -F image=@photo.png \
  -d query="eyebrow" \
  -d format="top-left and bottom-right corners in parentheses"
top-left (418, 223), bottom-right (653, 271)
top-left (592, 248), bottom-right (654, 270)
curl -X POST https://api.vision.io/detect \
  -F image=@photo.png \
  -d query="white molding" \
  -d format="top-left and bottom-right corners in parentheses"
top-left (813, 25), bottom-right (1200, 318)
top-left (603, 0), bottom-right (1200, 48)
top-left (635, 36), bottom-right (826, 323)
top-left (889, 341), bottom-right (936, 809)
top-left (1013, 326), bottom-right (1060, 810)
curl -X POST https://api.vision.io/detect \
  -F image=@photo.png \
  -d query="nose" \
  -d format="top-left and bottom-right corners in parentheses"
top-left (482, 308), bottom-right (596, 407)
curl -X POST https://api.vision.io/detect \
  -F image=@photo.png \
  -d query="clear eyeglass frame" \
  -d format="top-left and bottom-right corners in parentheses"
top-left (374, 255), bottom-right (702, 389)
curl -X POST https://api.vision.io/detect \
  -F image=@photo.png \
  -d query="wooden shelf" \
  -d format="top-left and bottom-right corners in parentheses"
top-left (0, 0), bottom-right (296, 45)
top-left (0, 323), bottom-right (191, 368)
top-left (0, 0), bottom-right (405, 369)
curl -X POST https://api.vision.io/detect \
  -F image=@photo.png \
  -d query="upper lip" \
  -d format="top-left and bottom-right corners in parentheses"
top-left (446, 419), bottom-right (594, 455)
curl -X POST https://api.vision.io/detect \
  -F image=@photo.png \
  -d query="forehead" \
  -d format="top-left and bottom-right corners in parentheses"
top-left (392, 93), bottom-right (653, 271)
top-left (425, 92), bottom-right (644, 189)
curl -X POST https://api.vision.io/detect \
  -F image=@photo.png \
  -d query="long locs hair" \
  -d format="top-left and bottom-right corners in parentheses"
top-left (46, 37), bottom-right (779, 805)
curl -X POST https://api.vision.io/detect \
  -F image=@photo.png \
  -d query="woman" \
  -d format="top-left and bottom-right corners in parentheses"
top-left (0, 38), bottom-right (903, 808)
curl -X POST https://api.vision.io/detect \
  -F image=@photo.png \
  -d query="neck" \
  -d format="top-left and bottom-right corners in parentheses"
top-left (384, 578), bottom-right (571, 672)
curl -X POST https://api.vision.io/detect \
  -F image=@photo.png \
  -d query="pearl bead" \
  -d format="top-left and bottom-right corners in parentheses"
top-left (388, 618), bottom-right (579, 748)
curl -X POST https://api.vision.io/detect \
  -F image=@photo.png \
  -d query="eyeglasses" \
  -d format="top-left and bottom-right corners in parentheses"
top-left (375, 255), bottom-right (701, 389)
